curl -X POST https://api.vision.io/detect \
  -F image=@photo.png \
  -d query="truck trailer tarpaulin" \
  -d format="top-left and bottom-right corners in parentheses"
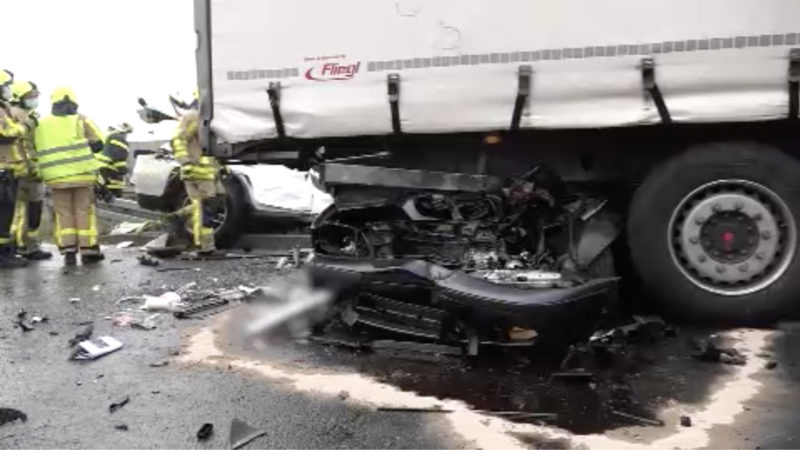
top-left (195, 0), bottom-right (800, 145)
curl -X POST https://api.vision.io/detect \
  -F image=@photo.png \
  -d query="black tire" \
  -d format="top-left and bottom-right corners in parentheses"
top-left (628, 142), bottom-right (800, 324)
top-left (175, 177), bottom-right (246, 248)
top-left (214, 178), bottom-right (246, 248)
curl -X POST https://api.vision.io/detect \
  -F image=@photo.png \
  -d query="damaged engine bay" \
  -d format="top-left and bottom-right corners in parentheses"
top-left (310, 163), bottom-right (620, 354)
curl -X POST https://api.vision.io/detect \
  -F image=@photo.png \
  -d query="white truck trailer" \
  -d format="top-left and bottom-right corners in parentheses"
top-left (194, 0), bottom-right (800, 346)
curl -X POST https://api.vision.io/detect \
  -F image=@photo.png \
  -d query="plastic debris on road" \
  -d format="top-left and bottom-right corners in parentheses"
top-left (71, 336), bottom-right (123, 361)
top-left (142, 292), bottom-right (183, 312)
top-left (109, 222), bottom-right (147, 236)
top-left (112, 313), bottom-right (135, 327)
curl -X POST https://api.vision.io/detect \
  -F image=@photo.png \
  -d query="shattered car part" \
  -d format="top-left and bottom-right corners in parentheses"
top-left (0, 408), bottom-right (27, 427)
top-left (138, 254), bottom-right (161, 267)
top-left (197, 423), bottom-right (214, 441)
top-left (610, 409), bottom-right (665, 427)
top-left (174, 286), bottom-right (262, 319)
top-left (229, 418), bottom-right (267, 450)
top-left (479, 269), bottom-right (563, 288)
top-left (309, 164), bottom-right (619, 353)
top-left (691, 339), bottom-right (747, 366)
top-left (173, 298), bottom-right (229, 319)
top-left (109, 396), bottom-right (130, 413)
top-left (590, 316), bottom-right (668, 344)
top-left (15, 310), bottom-right (34, 332)
top-left (311, 257), bottom-right (613, 352)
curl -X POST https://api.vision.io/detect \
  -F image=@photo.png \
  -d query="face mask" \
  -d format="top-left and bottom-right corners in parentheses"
top-left (0, 85), bottom-right (11, 102)
top-left (22, 97), bottom-right (39, 110)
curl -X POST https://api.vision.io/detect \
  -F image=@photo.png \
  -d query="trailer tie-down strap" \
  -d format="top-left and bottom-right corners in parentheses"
top-left (789, 48), bottom-right (800, 120)
top-left (387, 73), bottom-right (402, 134)
top-left (641, 57), bottom-right (672, 125)
top-left (511, 65), bottom-right (533, 131)
top-left (266, 82), bottom-right (286, 139)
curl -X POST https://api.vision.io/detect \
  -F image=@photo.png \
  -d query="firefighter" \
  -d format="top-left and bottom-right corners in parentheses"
top-left (171, 91), bottom-right (219, 255)
top-left (95, 123), bottom-right (132, 197)
top-left (9, 80), bottom-right (52, 260)
top-left (0, 69), bottom-right (28, 268)
top-left (34, 87), bottom-right (105, 266)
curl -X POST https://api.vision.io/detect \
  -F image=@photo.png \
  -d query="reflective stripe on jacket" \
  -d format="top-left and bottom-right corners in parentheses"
top-left (99, 131), bottom-right (129, 174)
top-left (172, 109), bottom-right (216, 181)
top-left (0, 104), bottom-right (27, 175)
top-left (34, 114), bottom-right (99, 185)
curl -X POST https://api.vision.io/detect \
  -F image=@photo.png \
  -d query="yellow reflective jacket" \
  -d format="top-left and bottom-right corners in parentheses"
top-left (9, 105), bottom-right (38, 177)
top-left (0, 103), bottom-right (27, 175)
top-left (34, 114), bottom-right (103, 187)
top-left (171, 109), bottom-right (216, 181)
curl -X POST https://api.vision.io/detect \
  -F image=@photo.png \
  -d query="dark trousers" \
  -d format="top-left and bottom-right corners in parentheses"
top-left (0, 170), bottom-right (19, 250)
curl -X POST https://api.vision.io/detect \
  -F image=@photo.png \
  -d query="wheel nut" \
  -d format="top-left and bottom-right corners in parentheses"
top-left (734, 201), bottom-right (744, 210)
top-left (698, 255), bottom-right (708, 263)
top-left (739, 264), bottom-right (749, 273)
top-left (716, 265), bottom-right (726, 274)
top-left (689, 236), bottom-right (699, 244)
top-left (756, 252), bottom-right (766, 260)
top-left (762, 230), bottom-right (772, 240)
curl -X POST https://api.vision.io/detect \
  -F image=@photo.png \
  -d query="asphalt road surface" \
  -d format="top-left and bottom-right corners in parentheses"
top-left (2, 247), bottom-right (799, 449)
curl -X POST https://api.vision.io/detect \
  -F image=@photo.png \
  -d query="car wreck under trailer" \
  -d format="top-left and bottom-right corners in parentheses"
top-left (194, 0), bottom-right (800, 352)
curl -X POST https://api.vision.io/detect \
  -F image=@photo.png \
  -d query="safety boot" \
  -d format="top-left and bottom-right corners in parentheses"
top-left (81, 247), bottom-right (105, 264)
top-left (23, 249), bottom-right (53, 260)
top-left (63, 252), bottom-right (77, 266)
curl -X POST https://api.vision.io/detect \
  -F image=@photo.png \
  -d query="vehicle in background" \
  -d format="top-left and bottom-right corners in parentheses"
top-left (192, 0), bottom-right (800, 341)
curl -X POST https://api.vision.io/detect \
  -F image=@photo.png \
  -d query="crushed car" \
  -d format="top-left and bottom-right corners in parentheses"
top-left (131, 97), bottom-right (333, 247)
top-left (309, 162), bottom-right (620, 355)
top-left (131, 146), bottom-right (332, 247)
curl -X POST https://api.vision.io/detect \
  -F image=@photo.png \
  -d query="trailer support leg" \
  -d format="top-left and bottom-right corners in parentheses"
top-left (510, 65), bottom-right (533, 131)
top-left (641, 57), bottom-right (672, 125)
top-left (387, 74), bottom-right (402, 134)
top-left (266, 82), bottom-right (287, 139)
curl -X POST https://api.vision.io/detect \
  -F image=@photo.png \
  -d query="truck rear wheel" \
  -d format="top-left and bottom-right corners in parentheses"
top-left (628, 142), bottom-right (800, 324)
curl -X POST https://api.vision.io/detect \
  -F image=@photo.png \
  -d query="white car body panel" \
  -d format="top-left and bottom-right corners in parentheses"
top-left (131, 153), bottom-right (333, 215)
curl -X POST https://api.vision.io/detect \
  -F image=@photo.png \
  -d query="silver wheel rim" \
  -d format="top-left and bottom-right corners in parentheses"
top-left (668, 179), bottom-right (796, 296)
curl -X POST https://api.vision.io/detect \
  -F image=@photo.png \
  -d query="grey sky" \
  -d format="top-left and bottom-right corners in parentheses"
top-left (6, 0), bottom-right (196, 140)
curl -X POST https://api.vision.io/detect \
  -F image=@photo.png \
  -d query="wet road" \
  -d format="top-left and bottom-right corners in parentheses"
top-left (2, 246), bottom-right (799, 449)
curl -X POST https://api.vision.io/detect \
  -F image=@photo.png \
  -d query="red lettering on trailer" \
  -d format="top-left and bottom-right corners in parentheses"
top-left (305, 61), bottom-right (361, 81)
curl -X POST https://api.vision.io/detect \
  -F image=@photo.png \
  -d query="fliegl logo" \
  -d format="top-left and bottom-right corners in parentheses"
top-left (305, 61), bottom-right (362, 81)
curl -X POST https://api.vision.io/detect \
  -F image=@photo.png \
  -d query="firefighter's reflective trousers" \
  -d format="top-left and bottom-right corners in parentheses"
top-left (11, 177), bottom-right (45, 254)
top-left (51, 186), bottom-right (98, 254)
